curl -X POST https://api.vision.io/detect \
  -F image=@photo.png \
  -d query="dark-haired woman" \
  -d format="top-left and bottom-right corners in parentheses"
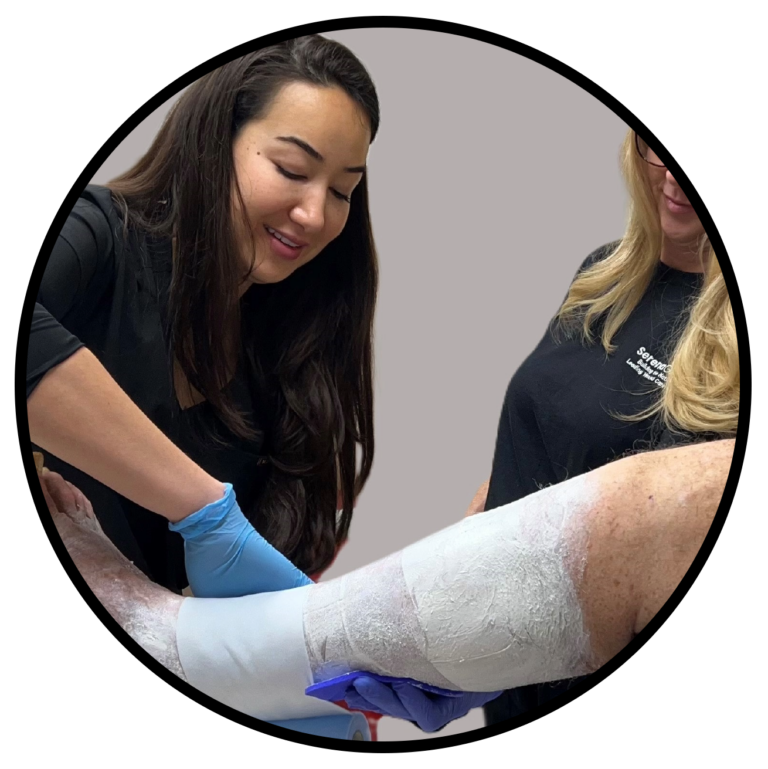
top-left (25, 35), bottom-right (483, 739)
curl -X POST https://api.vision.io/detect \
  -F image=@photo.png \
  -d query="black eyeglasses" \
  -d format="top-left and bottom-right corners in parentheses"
top-left (635, 134), bottom-right (665, 168)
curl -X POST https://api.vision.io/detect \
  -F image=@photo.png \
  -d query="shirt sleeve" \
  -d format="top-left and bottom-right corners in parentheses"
top-left (26, 194), bottom-right (116, 398)
top-left (544, 240), bottom-right (621, 314)
top-left (575, 239), bottom-right (621, 276)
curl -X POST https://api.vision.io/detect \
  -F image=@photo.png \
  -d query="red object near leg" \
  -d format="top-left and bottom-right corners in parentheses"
top-left (365, 711), bottom-right (382, 741)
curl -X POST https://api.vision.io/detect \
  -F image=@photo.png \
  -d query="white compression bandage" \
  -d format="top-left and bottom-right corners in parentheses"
top-left (176, 473), bottom-right (597, 713)
top-left (176, 586), bottom-right (355, 722)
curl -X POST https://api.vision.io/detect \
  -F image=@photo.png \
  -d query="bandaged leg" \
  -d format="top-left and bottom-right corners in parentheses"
top-left (46, 440), bottom-right (731, 725)
top-left (177, 587), bottom-right (361, 720)
top-left (177, 474), bottom-right (597, 711)
top-left (42, 469), bottom-right (363, 728)
top-left (309, 473), bottom-right (595, 689)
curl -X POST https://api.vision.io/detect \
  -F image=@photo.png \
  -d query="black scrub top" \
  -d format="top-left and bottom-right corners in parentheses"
top-left (27, 185), bottom-right (270, 592)
top-left (483, 243), bottom-right (704, 725)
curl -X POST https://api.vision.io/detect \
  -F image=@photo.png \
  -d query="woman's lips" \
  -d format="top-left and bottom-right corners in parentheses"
top-left (663, 193), bottom-right (693, 215)
top-left (264, 225), bottom-right (306, 261)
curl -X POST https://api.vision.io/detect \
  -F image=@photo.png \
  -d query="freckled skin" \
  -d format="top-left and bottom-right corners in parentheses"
top-left (578, 439), bottom-right (734, 668)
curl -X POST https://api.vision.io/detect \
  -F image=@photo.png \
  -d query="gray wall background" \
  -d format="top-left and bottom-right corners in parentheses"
top-left (91, 27), bottom-right (629, 740)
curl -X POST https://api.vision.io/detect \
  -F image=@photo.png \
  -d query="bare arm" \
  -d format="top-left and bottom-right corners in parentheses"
top-left (464, 479), bottom-right (490, 517)
top-left (28, 348), bottom-right (225, 522)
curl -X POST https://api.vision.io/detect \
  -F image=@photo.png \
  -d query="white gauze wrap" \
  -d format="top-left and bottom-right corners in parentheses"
top-left (176, 474), bottom-right (596, 713)
top-left (303, 474), bottom-right (596, 691)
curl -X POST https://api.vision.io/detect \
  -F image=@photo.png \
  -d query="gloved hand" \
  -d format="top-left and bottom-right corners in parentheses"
top-left (347, 677), bottom-right (501, 732)
top-left (169, 483), bottom-right (312, 597)
top-left (307, 673), bottom-right (502, 733)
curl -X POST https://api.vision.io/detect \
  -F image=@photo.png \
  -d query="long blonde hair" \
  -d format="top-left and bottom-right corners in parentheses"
top-left (554, 130), bottom-right (739, 435)
top-left (658, 253), bottom-right (739, 434)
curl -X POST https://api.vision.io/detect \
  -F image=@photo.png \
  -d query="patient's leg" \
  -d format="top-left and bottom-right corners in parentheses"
top-left (42, 439), bottom-right (733, 718)
top-left (308, 439), bottom-right (732, 689)
top-left (40, 470), bottom-right (351, 722)
top-left (44, 467), bottom-right (596, 714)
top-left (301, 471), bottom-right (597, 692)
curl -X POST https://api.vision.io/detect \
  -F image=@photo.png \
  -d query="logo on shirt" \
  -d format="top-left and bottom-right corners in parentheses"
top-left (626, 346), bottom-right (670, 388)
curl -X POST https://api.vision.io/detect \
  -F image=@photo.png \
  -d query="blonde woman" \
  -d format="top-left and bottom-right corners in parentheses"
top-left (477, 130), bottom-right (740, 725)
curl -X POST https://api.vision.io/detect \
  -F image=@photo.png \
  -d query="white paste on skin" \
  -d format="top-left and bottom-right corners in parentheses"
top-left (106, 579), bottom-right (186, 680)
top-left (55, 509), bottom-right (187, 680)
top-left (302, 552), bottom-right (457, 688)
top-left (303, 474), bottom-right (596, 690)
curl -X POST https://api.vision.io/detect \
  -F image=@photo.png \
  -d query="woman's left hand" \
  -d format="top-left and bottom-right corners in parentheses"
top-left (341, 677), bottom-right (501, 733)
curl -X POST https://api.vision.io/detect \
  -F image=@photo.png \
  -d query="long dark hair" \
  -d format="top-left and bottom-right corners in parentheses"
top-left (108, 35), bottom-right (379, 573)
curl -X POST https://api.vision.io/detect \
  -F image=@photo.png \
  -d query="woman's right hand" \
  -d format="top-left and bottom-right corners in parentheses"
top-left (170, 484), bottom-right (312, 598)
top-left (464, 479), bottom-right (490, 518)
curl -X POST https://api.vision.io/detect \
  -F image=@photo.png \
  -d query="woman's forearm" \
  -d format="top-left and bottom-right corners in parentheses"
top-left (28, 348), bottom-right (225, 522)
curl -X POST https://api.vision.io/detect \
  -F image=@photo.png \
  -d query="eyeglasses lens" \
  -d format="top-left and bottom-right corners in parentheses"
top-left (637, 136), bottom-right (665, 168)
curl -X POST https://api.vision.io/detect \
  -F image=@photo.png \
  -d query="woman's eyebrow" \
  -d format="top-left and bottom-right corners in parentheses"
top-left (275, 135), bottom-right (366, 174)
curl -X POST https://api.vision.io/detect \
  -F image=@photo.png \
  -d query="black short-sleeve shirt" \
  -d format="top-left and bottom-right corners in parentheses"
top-left (27, 186), bottom-right (269, 591)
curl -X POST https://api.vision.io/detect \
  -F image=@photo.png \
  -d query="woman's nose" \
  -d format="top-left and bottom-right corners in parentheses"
top-left (665, 168), bottom-right (679, 186)
top-left (291, 188), bottom-right (326, 232)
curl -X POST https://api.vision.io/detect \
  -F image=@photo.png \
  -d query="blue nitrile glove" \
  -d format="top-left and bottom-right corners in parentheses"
top-left (346, 677), bottom-right (502, 733)
top-left (310, 674), bottom-right (502, 733)
top-left (169, 483), bottom-right (312, 597)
